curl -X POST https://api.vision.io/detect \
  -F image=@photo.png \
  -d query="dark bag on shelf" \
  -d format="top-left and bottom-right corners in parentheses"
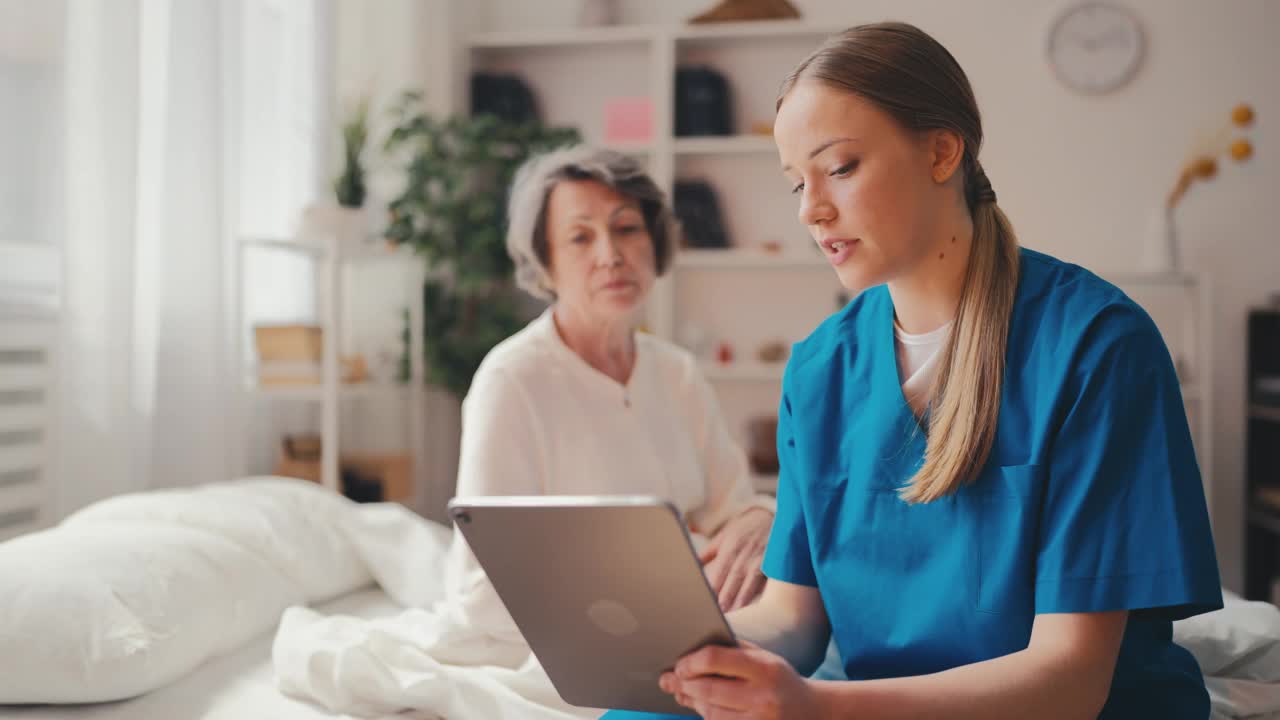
top-left (471, 72), bottom-right (540, 124)
top-left (675, 66), bottom-right (732, 137)
top-left (673, 180), bottom-right (729, 249)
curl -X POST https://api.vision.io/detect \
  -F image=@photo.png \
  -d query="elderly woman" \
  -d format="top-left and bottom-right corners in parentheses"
top-left (444, 145), bottom-right (776, 649)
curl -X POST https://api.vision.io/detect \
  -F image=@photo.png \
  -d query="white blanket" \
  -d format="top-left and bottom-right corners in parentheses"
top-left (274, 501), bottom-right (600, 720)
top-left (283, 500), bottom-right (1280, 720)
top-left (1174, 591), bottom-right (1280, 720)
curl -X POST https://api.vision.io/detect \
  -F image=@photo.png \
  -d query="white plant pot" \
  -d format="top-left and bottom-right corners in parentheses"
top-left (299, 204), bottom-right (370, 245)
top-left (1138, 206), bottom-right (1180, 274)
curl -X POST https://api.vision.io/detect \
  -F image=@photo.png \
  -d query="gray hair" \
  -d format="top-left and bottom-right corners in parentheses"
top-left (506, 145), bottom-right (677, 300)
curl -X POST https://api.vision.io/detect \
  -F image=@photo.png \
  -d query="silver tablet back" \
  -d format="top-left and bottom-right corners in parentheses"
top-left (448, 495), bottom-right (736, 716)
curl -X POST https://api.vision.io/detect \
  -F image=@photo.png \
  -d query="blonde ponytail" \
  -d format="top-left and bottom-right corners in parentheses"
top-left (900, 165), bottom-right (1019, 503)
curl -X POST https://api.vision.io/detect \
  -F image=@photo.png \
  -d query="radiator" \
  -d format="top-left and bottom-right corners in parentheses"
top-left (0, 242), bottom-right (59, 541)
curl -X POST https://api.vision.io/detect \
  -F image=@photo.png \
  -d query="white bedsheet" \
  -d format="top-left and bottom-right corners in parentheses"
top-left (1175, 591), bottom-right (1280, 720)
top-left (271, 501), bottom-right (599, 720)
top-left (0, 586), bottom-right (403, 720)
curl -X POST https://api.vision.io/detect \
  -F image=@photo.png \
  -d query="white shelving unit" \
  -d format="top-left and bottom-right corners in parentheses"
top-left (460, 21), bottom-right (1215, 505)
top-left (235, 232), bottom-right (428, 502)
top-left (1101, 270), bottom-right (1215, 512)
top-left (672, 135), bottom-right (775, 155)
top-left (677, 248), bottom-right (828, 270)
top-left (468, 20), bottom-right (857, 49)
top-left (249, 382), bottom-right (409, 400)
top-left (463, 20), bottom-right (845, 466)
top-left (468, 24), bottom-right (658, 50)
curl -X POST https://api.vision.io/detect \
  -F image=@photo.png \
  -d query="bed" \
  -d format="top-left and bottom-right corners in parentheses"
top-left (0, 587), bottom-right (403, 720)
top-left (0, 478), bottom-right (593, 720)
top-left (0, 478), bottom-right (1277, 720)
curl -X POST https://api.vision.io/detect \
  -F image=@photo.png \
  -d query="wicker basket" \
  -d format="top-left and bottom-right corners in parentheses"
top-left (254, 325), bottom-right (322, 363)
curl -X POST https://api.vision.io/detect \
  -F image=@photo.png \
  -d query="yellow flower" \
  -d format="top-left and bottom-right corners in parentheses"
top-left (1232, 104), bottom-right (1256, 128)
top-left (1231, 139), bottom-right (1254, 162)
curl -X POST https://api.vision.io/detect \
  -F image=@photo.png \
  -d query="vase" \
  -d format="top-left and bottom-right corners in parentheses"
top-left (1138, 206), bottom-right (1180, 274)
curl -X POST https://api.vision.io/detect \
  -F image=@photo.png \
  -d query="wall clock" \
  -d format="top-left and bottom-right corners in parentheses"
top-left (1047, 2), bottom-right (1145, 94)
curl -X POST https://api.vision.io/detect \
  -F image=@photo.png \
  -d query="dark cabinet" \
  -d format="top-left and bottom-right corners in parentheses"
top-left (1245, 308), bottom-right (1280, 602)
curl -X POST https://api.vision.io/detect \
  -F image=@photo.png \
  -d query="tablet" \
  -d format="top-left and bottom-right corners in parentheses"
top-left (447, 495), bottom-right (737, 716)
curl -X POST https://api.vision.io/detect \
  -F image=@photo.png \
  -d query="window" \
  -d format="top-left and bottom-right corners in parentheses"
top-left (0, 0), bottom-right (64, 311)
top-left (236, 0), bottom-right (330, 333)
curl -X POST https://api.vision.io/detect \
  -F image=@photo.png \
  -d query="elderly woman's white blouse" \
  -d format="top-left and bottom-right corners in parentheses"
top-left (444, 309), bottom-right (775, 644)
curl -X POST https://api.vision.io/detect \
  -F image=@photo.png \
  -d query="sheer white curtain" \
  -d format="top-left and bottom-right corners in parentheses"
top-left (53, 0), bottom-right (327, 516)
top-left (236, 0), bottom-right (330, 476)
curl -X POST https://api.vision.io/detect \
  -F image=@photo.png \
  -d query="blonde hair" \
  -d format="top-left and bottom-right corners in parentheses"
top-left (779, 22), bottom-right (1021, 503)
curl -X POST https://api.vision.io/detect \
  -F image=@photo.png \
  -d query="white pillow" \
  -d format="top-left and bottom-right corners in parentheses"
top-left (64, 477), bottom-right (370, 603)
top-left (0, 477), bottom-right (372, 704)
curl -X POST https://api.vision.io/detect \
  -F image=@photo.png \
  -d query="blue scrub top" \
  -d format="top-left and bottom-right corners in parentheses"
top-left (604, 248), bottom-right (1221, 720)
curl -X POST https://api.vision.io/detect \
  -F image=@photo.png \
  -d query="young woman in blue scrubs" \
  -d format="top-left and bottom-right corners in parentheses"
top-left (605, 21), bottom-right (1221, 720)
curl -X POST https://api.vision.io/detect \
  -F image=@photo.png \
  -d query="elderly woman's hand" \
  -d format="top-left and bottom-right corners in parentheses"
top-left (699, 507), bottom-right (773, 611)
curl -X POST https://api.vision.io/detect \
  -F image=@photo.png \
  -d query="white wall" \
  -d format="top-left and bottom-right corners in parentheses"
top-left (338, 0), bottom-right (1279, 586)
top-left (0, 0), bottom-right (63, 64)
top-left (333, 0), bottom-right (458, 363)
top-left (331, 0), bottom-right (477, 521)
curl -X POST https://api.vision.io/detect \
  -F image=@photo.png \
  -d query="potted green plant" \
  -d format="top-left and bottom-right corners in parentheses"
top-left (383, 91), bottom-right (579, 397)
top-left (334, 98), bottom-right (370, 209)
top-left (300, 98), bottom-right (374, 244)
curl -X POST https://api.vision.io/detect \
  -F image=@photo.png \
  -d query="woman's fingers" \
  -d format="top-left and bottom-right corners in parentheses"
top-left (719, 537), bottom-right (768, 611)
top-left (666, 645), bottom-right (794, 718)
top-left (677, 676), bottom-right (753, 712)
top-left (718, 561), bottom-right (746, 611)
top-left (698, 536), bottom-right (720, 565)
top-left (677, 644), bottom-right (765, 683)
top-left (704, 553), bottom-right (730, 595)
top-left (659, 672), bottom-right (676, 694)
top-left (733, 568), bottom-right (767, 610)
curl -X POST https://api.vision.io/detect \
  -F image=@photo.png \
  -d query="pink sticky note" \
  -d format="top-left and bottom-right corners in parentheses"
top-left (604, 97), bottom-right (653, 144)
